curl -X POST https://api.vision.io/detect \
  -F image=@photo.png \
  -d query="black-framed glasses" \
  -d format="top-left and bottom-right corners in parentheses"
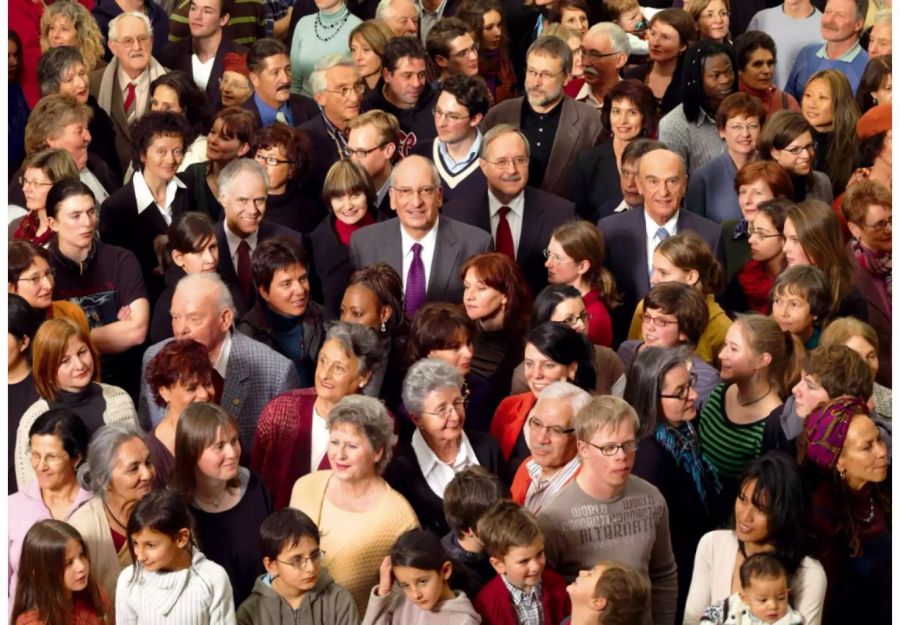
top-left (584, 440), bottom-right (638, 456)
top-left (782, 142), bottom-right (817, 156)
top-left (659, 371), bottom-right (698, 401)
top-left (277, 549), bottom-right (326, 569)
top-left (528, 416), bottom-right (575, 438)
top-left (746, 227), bottom-right (784, 240)
top-left (559, 311), bottom-right (592, 328)
top-left (863, 217), bottom-right (892, 233)
top-left (346, 142), bottom-right (389, 158)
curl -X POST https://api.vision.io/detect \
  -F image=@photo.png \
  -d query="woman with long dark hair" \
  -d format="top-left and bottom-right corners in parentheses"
top-left (456, 0), bottom-right (518, 103)
top-left (759, 110), bottom-right (834, 204)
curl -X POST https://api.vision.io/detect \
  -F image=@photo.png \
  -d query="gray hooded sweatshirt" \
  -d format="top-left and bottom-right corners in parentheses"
top-left (236, 567), bottom-right (359, 625)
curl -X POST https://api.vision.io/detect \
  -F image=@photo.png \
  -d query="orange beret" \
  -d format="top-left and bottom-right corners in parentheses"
top-left (857, 103), bottom-right (892, 139)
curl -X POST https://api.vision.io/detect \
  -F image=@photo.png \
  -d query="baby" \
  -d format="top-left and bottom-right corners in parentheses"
top-left (700, 554), bottom-right (803, 625)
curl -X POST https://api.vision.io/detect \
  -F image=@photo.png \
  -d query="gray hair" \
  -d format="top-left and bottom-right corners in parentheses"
top-left (324, 321), bottom-right (386, 376)
top-left (872, 8), bottom-right (891, 25)
top-left (108, 10), bottom-right (153, 43)
top-left (480, 123), bottom-right (531, 159)
top-left (402, 358), bottom-right (464, 416)
top-left (375, 0), bottom-right (421, 20)
top-left (38, 46), bottom-right (85, 96)
top-left (586, 22), bottom-right (631, 56)
top-left (218, 157), bottom-right (269, 198)
top-left (77, 422), bottom-right (147, 496)
top-left (326, 395), bottom-right (397, 474)
top-left (536, 380), bottom-right (593, 419)
top-left (389, 154), bottom-right (441, 188)
top-left (175, 272), bottom-right (235, 316)
top-left (309, 54), bottom-right (358, 95)
top-left (527, 35), bottom-right (573, 75)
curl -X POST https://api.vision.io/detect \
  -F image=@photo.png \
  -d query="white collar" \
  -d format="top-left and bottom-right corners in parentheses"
top-left (400, 218), bottom-right (439, 256)
top-left (132, 170), bottom-right (186, 217)
top-left (643, 209), bottom-right (679, 240)
top-left (212, 331), bottom-right (233, 379)
top-left (410, 428), bottom-right (478, 476)
top-left (224, 222), bottom-right (259, 255)
top-left (487, 189), bottom-right (525, 217)
top-left (116, 65), bottom-right (148, 91)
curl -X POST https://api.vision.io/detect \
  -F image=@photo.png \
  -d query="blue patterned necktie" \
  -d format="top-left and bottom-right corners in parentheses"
top-left (656, 226), bottom-right (670, 241)
top-left (405, 242), bottom-right (426, 316)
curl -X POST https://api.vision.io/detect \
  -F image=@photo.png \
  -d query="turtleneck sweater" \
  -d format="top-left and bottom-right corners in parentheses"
top-left (261, 300), bottom-right (312, 387)
top-left (290, 4), bottom-right (362, 95)
top-left (51, 383), bottom-right (108, 435)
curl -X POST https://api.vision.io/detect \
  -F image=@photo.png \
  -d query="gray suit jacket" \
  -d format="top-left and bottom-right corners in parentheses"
top-left (348, 216), bottom-right (494, 305)
top-left (483, 96), bottom-right (604, 201)
top-left (138, 331), bottom-right (301, 463)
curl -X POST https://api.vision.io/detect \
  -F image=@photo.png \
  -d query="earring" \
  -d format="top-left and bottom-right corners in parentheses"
top-left (380, 320), bottom-right (386, 333)
top-left (838, 467), bottom-right (846, 480)
top-left (873, 96), bottom-right (879, 104)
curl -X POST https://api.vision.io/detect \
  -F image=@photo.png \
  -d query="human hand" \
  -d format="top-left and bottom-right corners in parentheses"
top-left (377, 555), bottom-right (393, 597)
top-left (117, 305), bottom-right (132, 321)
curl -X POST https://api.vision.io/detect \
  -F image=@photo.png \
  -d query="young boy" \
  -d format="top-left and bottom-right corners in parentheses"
top-left (770, 265), bottom-right (830, 350)
top-left (699, 554), bottom-right (803, 625)
top-left (564, 560), bottom-right (650, 625)
top-left (236, 508), bottom-right (358, 625)
top-left (442, 466), bottom-right (510, 599)
top-left (474, 500), bottom-right (570, 625)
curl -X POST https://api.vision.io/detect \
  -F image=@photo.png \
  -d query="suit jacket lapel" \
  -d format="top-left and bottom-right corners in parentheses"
top-left (389, 221), bottom-right (404, 277)
top-left (109, 72), bottom-right (130, 139)
top-left (543, 98), bottom-right (579, 193)
top-left (475, 195), bottom-right (492, 232)
top-left (215, 222), bottom-right (239, 285)
top-left (428, 219), bottom-right (460, 300)
top-left (517, 188), bottom-right (543, 263)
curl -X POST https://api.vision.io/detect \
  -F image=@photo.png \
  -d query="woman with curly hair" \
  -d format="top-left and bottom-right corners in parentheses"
top-left (149, 71), bottom-right (212, 172)
top-left (39, 2), bottom-right (105, 73)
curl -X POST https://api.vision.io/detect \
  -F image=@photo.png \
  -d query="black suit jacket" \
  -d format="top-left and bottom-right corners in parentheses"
top-left (158, 36), bottom-right (247, 112)
top-left (571, 139), bottom-right (624, 222)
top-left (307, 215), bottom-right (352, 315)
top-left (442, 186), bottom-right (575, 298)
top-left (242, 93), bottom-right (319, 128)
top-left (298, 114), bottom-right (343, 197)
top-left (597, 206), bottom-right (725, 346)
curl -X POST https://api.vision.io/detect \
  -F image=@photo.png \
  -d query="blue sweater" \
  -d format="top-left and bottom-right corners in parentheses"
top-left (784, 42), bottom-right (869, 100)
top-left (685, 152), bottom-right (741, 224)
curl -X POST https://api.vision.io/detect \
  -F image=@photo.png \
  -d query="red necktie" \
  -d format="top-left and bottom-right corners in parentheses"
top-left (237, 240), bottom-right (253, 305)
top-left (123, 82), bottom-right (136, 120)
top-left (496, 206), bottom-right (515, 260)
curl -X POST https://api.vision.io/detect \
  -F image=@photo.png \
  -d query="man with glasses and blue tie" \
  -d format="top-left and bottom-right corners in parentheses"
top-left (538, 395), bottom-right (679, 625)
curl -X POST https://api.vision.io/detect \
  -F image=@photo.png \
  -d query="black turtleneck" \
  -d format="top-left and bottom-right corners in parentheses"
top-left (49, 383), bottom-right (107, 437)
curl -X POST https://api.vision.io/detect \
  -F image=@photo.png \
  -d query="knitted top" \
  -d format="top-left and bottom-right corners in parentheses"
top-left (290, 5), bottom-right (361, 95)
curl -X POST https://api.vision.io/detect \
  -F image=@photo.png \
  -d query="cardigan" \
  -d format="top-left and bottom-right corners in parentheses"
top-left (69, 495), bottom-right (134, 603)
top-left (473, 568), bottom-right (570, 625)
top-left (628, 295), bottom-right (732, 365)
top-left (236, 567), bottom-right (358, 625)
top-left (15, 383), bottom-right (138, 489)
top-left (683, 530), bottom-right (827, 625)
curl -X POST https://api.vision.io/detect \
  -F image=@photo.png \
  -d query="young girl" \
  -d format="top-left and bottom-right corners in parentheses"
top-left (12, 519), bottom-right (110, 625)
top-left (362, 529), bottom-right (480, 625)
top-left (116, 489), bottom-right (235, 624)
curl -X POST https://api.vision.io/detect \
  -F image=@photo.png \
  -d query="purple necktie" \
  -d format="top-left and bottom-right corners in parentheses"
top-left (405, 242), bottom-right (426, 317)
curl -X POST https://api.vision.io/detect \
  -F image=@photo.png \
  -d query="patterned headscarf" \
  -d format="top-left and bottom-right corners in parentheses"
top-left (804, 396), bottom-right (870, 471)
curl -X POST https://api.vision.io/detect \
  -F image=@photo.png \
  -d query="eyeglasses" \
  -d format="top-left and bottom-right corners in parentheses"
top-left (581, 48), bottom-right (622, 61)
top-left (486, 156), bottom-right (529, 169)
top-left (20, 176), bottom-right (54, 188)
top-left (325, 82), bottom-right (366, 98)
top-left (421, 389), bottom-right (470, 420)
top-left (699, 9), bottom-right (730, 19)
top-left (115, 34), bottom-right (152, 48)
top-left (543, 248), bottom-right (574, 264)
top-left (584, 440), bottom-right (638, 456)
top-left (433, 106), bottom-right (471, 123)
top-left (726, 123), bottom-right (760, 133)
top-left (559, 311), bottom-right (592, 328)
top-left (277, 550), bottom-right (326, 569)
top-left (346, 142), bottom-right (389, 158)
top-left (449, 43), bottom-right (479, 59)
top-left (392, 186), bottom-right (438, 199)
top-left (659, 371), bottom-right (698, 401)
top-left (528, 416), bottom-right (575, 438)
top-left (782, 142), bottom-right (817, 156)
top-left (640, 312), bottom-right (677, 328)
top-left (255, 154), bottom-right (293, 167)
top-left (525, 67), bottom-right (565, 81)
top-left (29, 451), bottom-right (69, 467)
top-left (863, 217), bottom-right (892, 232)
top-left (746, 227), bottom-right (784, 240)
top-left (17, 268), bottom-right (56, 285)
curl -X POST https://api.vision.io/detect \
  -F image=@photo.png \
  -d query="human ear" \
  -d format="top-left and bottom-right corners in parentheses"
top-left (488, 556), bottom-right (507, 576)
top-left (440, 561), bottom-right (453, 580)
top-left (175, 527), bottom-right (191, 549)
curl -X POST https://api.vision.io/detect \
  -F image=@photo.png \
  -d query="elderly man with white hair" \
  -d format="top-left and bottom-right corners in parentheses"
top-left (376, 0), bottom-right (420, 37)
top-left (575, 22), bottom-right (630, 109)
top-left (89, 11), bottom-right (168, 174)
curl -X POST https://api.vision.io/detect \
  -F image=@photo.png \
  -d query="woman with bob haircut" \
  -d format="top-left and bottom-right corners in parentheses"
top-left (149, 71), bottom-right (212, 172)
top-left (820, 317), bottom-right (890, 416)
top-left (349, 20), bottom-right (395, 94)
top-left (455, 0), bottom-right (518, 103)
top-left (171, 402), bottom-right (274, 605)
top-left (10, 148), bottom-right (79, 246)
top-left (758, 110), bottom-right (833, 204)
top-left (733, 30), bottom-right (799, 116)
top-left (15, 319), bottom-right (138, 488)
top-left (684, 451), bottom-right (827, 625)
top-left (8, 241), bottom-right (90, 332)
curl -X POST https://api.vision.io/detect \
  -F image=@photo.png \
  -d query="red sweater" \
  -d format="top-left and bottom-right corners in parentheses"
top-left (490, 392), bottom-right (538, 461)
top-left (474, 569), bottom-right (571, 625)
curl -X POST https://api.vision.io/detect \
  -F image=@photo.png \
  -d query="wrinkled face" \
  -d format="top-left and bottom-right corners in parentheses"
top-left (340, 282), bottom-right (386, 330)
top-left (741, 576), bottom-right (790, 624)
top-left (384, 57), bottom-right (427, 107)
top-left (220, 70), bottom-right (253, 108)
top-left (868, 22), bottom-right (892, 57)
top-left (481, 10), bottom-right (503, 50)
top-left (170, 284), bottom-right (231, 351)
top-left (260, 263), bottom-right (310, 317)
top-left (151, 84), bottom-right (183, 113)
top-left (315, 338), bottom-right (366, 404)
top-left (159, 376), bottom-right (215, 418)
top-left (108, 16), bottom-right (152, 75)
top-left (141, 133), bottom-right (185, 182)
top-left (440, 33), bottom-right (479, 77)
top-left (659, 363), bottom-right (698, 424)
top-left (738, 178), bottom-right (774, 222)
top-left (22, 166), bottom-right (54, 213)
top-left (172, 234), bottom-right (219, 274)
top-left (427, 331), bottom-right (474, 376)
top-left (638, 150), bottom-right (686, 225)
top-left (462, 267), bottom-right (507, 324)
top-left (641, 306), bottom-right (685, 347)
top-left (697, 0), bottom-right (729, 41)
top-left (57, 337), bottom-right (94, 392)
top-left (650, 249), bottom-right (696, 288)
top-left (221, 170), bottom-right (267, 236)
top-left (740, 47), bottom-right (775, 91)
top-left (48, 15), bottom-right (78, 47)
top-left (544, 236), bottom-right (584, 286)
top-left (46, 120), bottom-right (91, 170)
top-left (771, 288), bottom-right (815, 337)
top-left (801, 78), bottom-right (834, 131)
top-left (316, 65), bottom-right (362, 127)
top-left (549, 297), bottom-right (588, 335)
top-left (529, 396), bottom-right (578, 469)
top-left (581, 32), bottom-right (620, 85)
top-left (327, 421), bottom-right (382, 482)
top-left (770, 131), bottom-right (815, 176)
top-left (647, 20), bottom-right (685, 63)
top-left (844, 335), bottom-right (879, 377)
top-left (57, 61), bottom-right (90, 103)
top-left (781, 218), bottom-right (813, 267)
top-left (577, 419), bottom-right (638, 491)
top-left (561, 7), bottom-right (588, 35)
top-left (108, 436), bottom-right (155, 504)
top-left (350, 34), bottom-right (382, 79)
top-left (206, 118), bottom-right (249, 163)
top-left (390, 157), bottom-right (441, 235)
top-left (254, 144), bottom-right (294, 192)
top-left (48, 193), bottom-right (97, 251)
top-left (189, 0), bottom-right (227, 39)
top-left (434, 91), bottom-right (477, 145)
top-left (480, 131), bottom-right (529, 199)
top-left (720, 114), bottom-right (760, 156)
top-left (619, 158), bottom-right (642, 206)
top-left (524, 52), bottom-right (566, 110)
top-left (415, 385), bottom-right (466, 447)
top-left (701, 53), bottom-right (734, 110)
top-left (265, 536), bottom-right (322, 596)
top-left (383, 0), bottom-right (419, 36)
top-left (523, 342), bottom-right (576, 396)
top-left (718, 321), bottom-right (759, 382)
top-left (30, 433), bottom-right (79, 491)
top-left (329, 189), bottom-right (369, 226)
top-left (608, 97), bottom-right (644, 142)
top-left (849, 202), bottom-right (892, 254)
top-left (394, 564), bottom-right (451, 610)
top-left (491, 539), bottom-right (546, 590)
top-left (747, 213), bottom-right (784, 263)
top-left (250, 53), bottom-right (292, 105)
top-left (821, 0), bottom-right (863, 44)
top-left (11, 257), bottom-right (55, 310)
top-left (132, 528), bottom-right (189, 573)
top-left (348, 123), bottom-right (394, 180)
top-left (733, 479), bottom-right (770, 544)
top-left (196, 424), bottom-right (241, 481)
top-left (62, 539), bottom-right (90, 595)
top-left (791, 371), bottom-right (830, 418)
top-left (836, 414), bottom-right (889, 488)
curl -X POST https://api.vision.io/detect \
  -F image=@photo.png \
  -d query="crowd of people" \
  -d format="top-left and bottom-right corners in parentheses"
top-left (6, 0), bottom-right (892, 622)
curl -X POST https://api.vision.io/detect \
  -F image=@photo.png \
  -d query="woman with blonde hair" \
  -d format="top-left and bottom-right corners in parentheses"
top-left (820, 317), bottom-right (891, 417)
top-left (349, 20), bottom-right (394, 93)
top-left (39, 2), bottom-right (105, 72)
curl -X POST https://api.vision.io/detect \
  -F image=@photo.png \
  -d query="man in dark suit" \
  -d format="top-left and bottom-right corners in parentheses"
top-left (214, 158), bottom-right (304, 316)
top-left (598, 148), bottom-right (725, 345)
top-left (349, 155), bottom-right (494, 313)
top-left (347, 110), bottom-right (401, 220)
top-left (483, 35), bottom-right (604, 202)
top-left (443, 124), bottom-right (574, 297)
top-left (157, 0), bottom-right (246, 112)
top-left (244, 38), bottom-right (318, 128)
top-left (138, 271), bottom-right (301, 463)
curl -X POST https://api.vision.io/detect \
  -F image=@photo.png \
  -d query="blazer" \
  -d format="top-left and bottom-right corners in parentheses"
top-left (570, 139), bottom-right (625, 222)
top-left (442, 186), bottom-right (575, 297)
top-left (349, 216), bottom-right (494, 305)
top-left (215, 220), bottom-right (306, 317)
top-left (483, 96), bottom-right (604, 201)
top-left (597, 206), bottom-right (725, 346)
top-left (308, 215), bottom-right (353, 315)
top-left (298, 114), bottom-right (344, 196)
top-left (138, 331), bottom-right (301, 464)
top-left (490, 391), bottom-right (538, 463)
top-left (848, 243), bottom-right (891, 386)
top-left (242, 92), bottom-right (319, 128)
top-left (157, 36), bottom-right (247, 112)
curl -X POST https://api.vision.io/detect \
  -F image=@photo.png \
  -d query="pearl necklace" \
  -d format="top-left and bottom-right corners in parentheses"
top-left (314, 11), bottom-right (350, 42)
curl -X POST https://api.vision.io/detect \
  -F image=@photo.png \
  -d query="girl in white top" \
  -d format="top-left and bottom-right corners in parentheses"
top-left (116, 490), bottom-right (235, 625)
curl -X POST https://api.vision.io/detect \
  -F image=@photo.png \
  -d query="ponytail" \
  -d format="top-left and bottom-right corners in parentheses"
top-left (738, 315), bottom-right (804, 399)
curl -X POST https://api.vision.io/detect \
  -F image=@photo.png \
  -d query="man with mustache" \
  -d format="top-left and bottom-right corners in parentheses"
top-left (483, 36), bottom-right (604, 201)
top-left (443, 124), bottom-right (575, 297)
top-left (244, 38), bottom-right (318, 128)
top-left (574, 22), bottom-right (629, 110)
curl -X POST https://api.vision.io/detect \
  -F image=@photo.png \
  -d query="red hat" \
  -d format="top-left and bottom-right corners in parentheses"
top-left (857, 103), bottom-right (891, 139)
top-left (223, 52), bottom-right (249, 77)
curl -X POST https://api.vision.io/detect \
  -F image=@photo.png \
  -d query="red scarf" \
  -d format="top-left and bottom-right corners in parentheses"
top-left (738, 259), bottom-right (775, 314)
top-left (13, 212), bottom-right (53, 246)
top-left (334, 212), bottom-right (375, 247)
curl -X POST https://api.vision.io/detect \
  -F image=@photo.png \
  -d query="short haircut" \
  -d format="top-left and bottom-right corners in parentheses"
top-left (586, 22), bottom-right (631, 56)
top-left (21, 148), bottom-right (79, 187)
top-left (439, 73), bottom-right (490, 118)
top-left (218, 156), bottom-right (268, 198)
top-left (247, 38), bottom-right (288, 73)
top-left (715, 91), bottom-right (766, 129)
top-left (477, 500), bottom-right (543, 559)
top-left (347, 109), bottom-right (401, 148)
top-left (252, 122), bottom-right (312, 181)
top-left (250, 236), bottom-right (308, 292)
top-left (9, 240), bottom-right (50, 284)
top-left (24, 94), bottom-right (92, 157)
top-left (33, 318), bottom-right (101, 401)
top-left (45, 178), bottom-right (95, 220)
top-left (426, 17), bottom-right (472, 61)
top-left (480, 123), bottom-right (530, 159)
top-left (326, 395), bottom-right (396, 474)
top-left (621, 138), bottom-right (667, 166)
top-left (402, 358), bottom-right (463, 416)
top-left (802, 344), bottom-right (873, 400)
top-left (575, 395), bottom-right (639, 444)
top-left (527, 34), bottom-right (573, 74)
top-left (733, 30), bottom-right (777, 71)
top-left (29, 408), bottom-right (90, 464)
top-left (308, 54), bottom-right (357, 95)
top-left (145, 339), bottom-right (215, 407)
top-left (322, 158), bottom-right (375, 207)
top-left (375, 0), bottom-right (421, 20)
top-left (770, 265), bottom-right (830, 323)
top-left (759, 111), bottom-right (814, 159)
top-left (739, 553), bottom-right (788, 588)
top-left (405, 302), bottom-right (475, 365)
top-left (841, 179), bottom-right (891, 226)
top-left (37, 46), bottom-right (84, 96)
top-left (733, 161), bottom-right (793, 199)
top-left (323, 321), bottom-right (385, 376)
top-left (108, 11), bottom-right (152, 42)
top-left (443, 465), bottom-right (509, 537)
top-left (649, 8), bottom-right (698, 49)
top-left (129, 111), bottom-right (191, 170)
top-left (537, 380), bottom-right (593, 418)
top-left (852, 0), bottom-right (869, 21)
top-left (259, 508), bottom-right (320, 560)
top-left (600, 79), bottom-right (658, 142)
top-left (9, 293), bottom-right (41, 345)
top-left (643, 282), bottom-right (709, 346)
top-left (383, 36), bottom-right (428, 73)
top-left (820, 316), bottom-right (880, 353)
top-left (593, 561), bottom-right (651, 625)
top-left (175, 272), bottom-right (235, 316)
top-left (346, 262), bottom-right (407, 334)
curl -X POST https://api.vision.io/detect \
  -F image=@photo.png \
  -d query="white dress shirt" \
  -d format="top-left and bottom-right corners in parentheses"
top-left (400, 219), bottom-right (439, 293)
top-left (410, 429), bottom-right (480, 498)
top-left (132, 170), bottom-right (187, 225)
top-left (224, 223), bottom-right (259, 272)
top-left (310, 403), bottom-right (329, 470)
top-left (212, 331), bottom-right (233, 379)
top-left (487, 189), bottom-right (525, 256)
top-left (80, 169), bottom-right (109, 204)
top-left (191, 54), bottom-right (215, 91)
top-left (644, 210), bottom-right (679, 275)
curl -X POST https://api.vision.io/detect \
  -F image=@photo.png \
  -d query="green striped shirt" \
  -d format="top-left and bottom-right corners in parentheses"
top-left (168, 0), bottom-right (266, 45)
top-left (697, 383), bottom-right (767, 481)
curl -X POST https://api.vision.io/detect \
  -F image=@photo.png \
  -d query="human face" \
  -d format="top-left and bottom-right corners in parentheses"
top-left (48, 16), bottom-right (77, 47)
top-left (57, 338), bottom-right (94, 392)
top-left (578, 419), bottom-right (637, 493)
top-left (315, 338), bottom-right (366, 405)
top-left (132, 527), bottom-right (190, 573)
top-left (561, 7), bottom-right (589, 35)
top-left (327, 421), bottom-right (381, 481)
top-left (150, 84), bottom-right (183, 113)
top-left (416, 386), bottom-right (466, 447)
top-left (11, 257), bottom-right (55, 310)
top-left (849, 202), bottom-right (891, 254)
top-left (22, 167), bottom-right (54, 213)
top-left (206, 118), bottom-right (249, 163)
top-left (549, 297), bottom-right (588, 335)
top-left (491, 539), bottom-right (545, 590)
top-left (435, 91), bottom-right (477, 145)
top-left (159, 376), bottom-right (215, 418)
top-left (189, 0), bottom-right (227, 39)
top-left (872, 73), bottom-right (892, 105)
top-left (821, 0), bottom-right (864, 44)
top-left (254, 145), bottom-right (294, 192)
top-left (701, 53), bottom-right (734, 110)
top-left (608, 98), bottom-right (644, 142)
top-left (790, 371), bottom-right (830, 418)
top-left (718, 322), bottom-right (759, 382)
top-left (480, 131), bottom-right (529, 201)
top-left (747, 213), bottom-right (784, 263)
top-left (170, 284), bottom-right (231, 351)
top-left (620, 158), bottom-right (642, 206)
top-left (844, 335), bottom-right (879, 377)
top-left (637, 150), bottom-right (686, 225)
top-left (733, 479), bottom-right (770, 544)
top-left (57, 62), bottom-right (90, 103)
top-left (524, 52), bottom-right (566, 110)
top-left (837, 414), bottom-right (889, 489)
top-left (772, 288), bottom-right (815, 338)
top-left (8, 38), bottom-right (19, 79)
top-left (221, 170), bottom-right (266, 236)
top-left (529, 396), bottom-right (577, 469)
top-left (427, 332), bottom-right (474, 375)
top-left (350, 34), bottom-right (382, 80)
top-left (441, 33), bottom-right (479, 77)
top-left (781, 218), bottom-right (813, 267)
top-left (641, 307), bottom-right (685, 347)
top-left (544, 237), bottom-right (584, 286)
top-left (384, 57), bottom-right (427, 108)
top-left (697, 0), bottom-right (729, 41)
top-left (770, 131), bottom-right (814, 176)
top-left (481, 10), bottom-right (503, 50)
top-left (220, 70), bottom-right (253, 108)
top-left (48, 193), bottom-right (96, 252)
top-left (389, 157), bottom-right (441, 236)
top-left (46, 121), bottom-right (91, 170)
top-left (260, 263), bottom-right (310, 317)
top-left (141, 133), bottom-right (184, 183)
top-left (567, 564), bottom-right (605, 608)
top-left (314, 65), bottom-right (363, 128)
top-left (108, 16), bottom-right (152, 76)
top-left (383, 0), bottom-right (419, 36)
top-left (395, 564), bottom-right (453, 610)
top-left (348, 123), bottom-right (394, 180)
top-left (30, 433), bottom-right (79, 491)
top-left (172, 235), bottom-right (219, 274)
top-left (647, 20), bottom-right (685, 63)
top-left (659, 363), bottom-right (698, 423)
top-left (738, 179), bottom-right (773, 222)
top-left (523, 342), bottom-right (576, 396)
top-left (107, 437), bottom-right (155, 504)
top-left (650, 249), bottom-right (697, 288)
top-left (720, 114), bottom-right (760, 157)
top-left (801, 79), bottom-right (834, 131)
top-left (330, 189), bottom-right (369, 226)
top-left (741, 576), bottom-right (790, 624)
top-left (249, 53), bottom-right (292, 106)
top-left (340, 282), bottom-right (388, 330)
top-left (868, 21), bottom-right (892, 57)
top-left (196, 425), bottom-right (240, 481)
top-left (62, 539), bottom-right (90, 596)
top-left (463, 267), bottom-right (507, 325)
top-left (740, 47), bottom-right (775, 91)
top-left (266, 536), bottom-right (322, 596)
